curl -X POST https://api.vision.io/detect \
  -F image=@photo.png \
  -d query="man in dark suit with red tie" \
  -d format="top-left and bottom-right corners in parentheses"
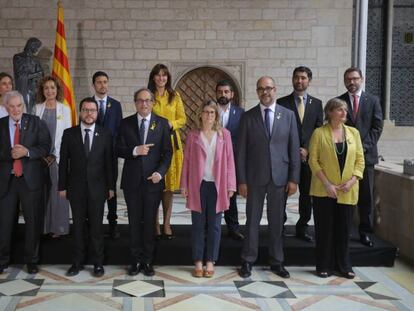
top-left (92, 71), bottom-right (123, 239)
top-left (216, 80), bottom-right (245, 241)
top-left (117, 88), bottom-right (172, 276)
top-left (0, 91), bottom-right (51, 274)
top-left (277, 66), bottom-right (323, 242)
top-left (59, 97), bottom-right (114, 277)
top-left (338, 67), bottom-right (383, 247)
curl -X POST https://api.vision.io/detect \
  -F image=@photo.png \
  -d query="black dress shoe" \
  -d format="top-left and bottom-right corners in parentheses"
top-left (238, 262), bottom-right (252, 278)
top-left (163, 234), bottom-right (174, 240)
top-left (360, 233), bottom-right (374, 247)
top-left (93, 265), bottom-right (105, 277)
top-left (140, 263), bottom-right (155, 276)
top-left (27, 264), bottom-right (39, 274)
top-left (270, 265), bottom-right (290, 278)
top-left (128, 264), bottom-right (139, 276)
top-left (66, 264), bottom-right (84, 276)
top-left (229, 230), bottom-right (245, 241)
top-left (342, 270), bottom-right (355, 279)
top-left (296, 233), bottom-right (314, 243)
top-left (316, 271), bottom-right (331, 278)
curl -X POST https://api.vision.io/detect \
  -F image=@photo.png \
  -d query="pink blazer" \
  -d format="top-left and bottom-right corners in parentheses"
top-left (181, 128), bottom-right (236, 214)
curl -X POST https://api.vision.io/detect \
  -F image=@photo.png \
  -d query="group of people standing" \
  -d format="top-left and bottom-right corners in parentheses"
top-left (0, 64), bottom-right (382, 280)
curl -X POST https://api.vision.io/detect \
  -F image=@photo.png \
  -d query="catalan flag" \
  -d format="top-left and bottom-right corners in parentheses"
top-left (52, 2), bottom-right (77, 125)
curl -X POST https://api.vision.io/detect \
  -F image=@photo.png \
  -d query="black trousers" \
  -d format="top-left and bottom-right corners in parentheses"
top-left (224, 194), bottom-right (239, 232)
top-left (106, 157), bottom-right (118, 226)
top-left (295, 161), bottom-right (312, 235)
top-left (124, 180), bottom-right (162, 264)
top-left (313, 196), bottom-right (353, 274)
top-left (69, 192), bottom-right (105, 265)
top-left (358, 165), bottom-right (374, 234)
top-left (0, 176), bottom-right (43, 265)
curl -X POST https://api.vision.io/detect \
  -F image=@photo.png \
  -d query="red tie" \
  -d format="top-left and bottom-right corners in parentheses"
top-left (13, 122), bottom-right (23, 177)
top-left (352, 94), bottom-right (359, 120)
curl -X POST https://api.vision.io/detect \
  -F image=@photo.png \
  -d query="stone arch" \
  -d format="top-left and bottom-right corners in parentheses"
top-left (174, 66), bottom-right (242, 142)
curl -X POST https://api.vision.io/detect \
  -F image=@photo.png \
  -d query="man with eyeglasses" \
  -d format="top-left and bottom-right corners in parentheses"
top-left (117, 88), bottom-right (172, 276)
top-left (237, 76), bottom-right (300, 279)
top-left (338, 67), bottom-right (383, 247)
top-left (59, 97), bottom-right (114, 277)
top-left (92, 71), bottom-right (123, 239)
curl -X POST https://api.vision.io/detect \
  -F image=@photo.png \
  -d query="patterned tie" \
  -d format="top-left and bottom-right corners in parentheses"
top-left (297, 95), bottom-right (305, 123)
top-left (140, 118), bottom-right (146, 144)
top-left (264, 108), bottom-right (271, 137)
top-left (13, 122), bottom-right (23, 177)
top-left (84, 129), bottom-right (90, 157)
top-left (352, 94), bottom-right (359, 120)
top-left (98, 100), bottom-right (105, 124)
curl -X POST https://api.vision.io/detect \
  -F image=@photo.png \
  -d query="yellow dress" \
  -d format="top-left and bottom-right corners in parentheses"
top-left (153, 91), bottom-right (186, 191)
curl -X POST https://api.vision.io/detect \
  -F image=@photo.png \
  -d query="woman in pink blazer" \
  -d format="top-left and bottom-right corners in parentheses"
top-left (181, 100), bottom-right (236, 278)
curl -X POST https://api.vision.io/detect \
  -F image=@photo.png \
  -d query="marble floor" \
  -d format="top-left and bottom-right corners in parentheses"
top-left (3, 195), bottom-right (414, 311)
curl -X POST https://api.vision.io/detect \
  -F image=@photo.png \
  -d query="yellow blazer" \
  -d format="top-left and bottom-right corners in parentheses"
top-left (309, 124), bottom-right (365, 205)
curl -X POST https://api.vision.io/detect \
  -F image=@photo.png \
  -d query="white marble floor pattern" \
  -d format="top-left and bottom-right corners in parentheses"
top-left (6, 195), bottom-right (413, 310)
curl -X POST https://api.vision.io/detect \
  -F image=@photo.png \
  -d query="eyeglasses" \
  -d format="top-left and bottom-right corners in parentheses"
top-left (202, 111), bottom-right (216, 115)
top-left (256, 86), bottom-right (275, 93)
top-left (135, 99), bottom-right (153, 105)
top-left (81, 108), bottom-right (98, 113)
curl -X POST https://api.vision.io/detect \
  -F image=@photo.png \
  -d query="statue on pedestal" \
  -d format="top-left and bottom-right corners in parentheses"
top-left (13, 37), bottom-right (44, 113)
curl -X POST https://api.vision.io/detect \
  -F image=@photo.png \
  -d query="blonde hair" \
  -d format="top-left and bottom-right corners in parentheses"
top-left (324, 98), bottom-right (348, 122)
top-left (197, 99), bottom-right (221, 131)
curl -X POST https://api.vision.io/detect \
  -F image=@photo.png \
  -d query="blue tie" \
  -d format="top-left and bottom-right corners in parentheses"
top-left (264, 108), bottom-right (271, 137)
top-left (140, 118), bottom-right (146, 144)
top-left (98, 100), bottom-right (105, 124)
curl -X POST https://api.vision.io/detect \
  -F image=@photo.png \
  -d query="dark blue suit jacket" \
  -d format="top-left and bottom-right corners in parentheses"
top-left (225, 104), bottom-right (244, 152)
top-left (96, 96), bottom-right (122, 141)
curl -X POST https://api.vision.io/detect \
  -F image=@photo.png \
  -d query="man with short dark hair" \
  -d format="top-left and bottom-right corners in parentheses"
top-left (59, 97), bottom-right (114, 277)
top-left (117, 88), bottom-right (172, 276)
top-left (216, 80), bottom-right (244, 241)
top-left (92, 71), bottom-right (123, 239)
top-left (338, 67), bottom-right (383, 247)
top-left (0, 91), bottom-right (50, 275)
top-left (277, 66), bottom-right (323, 242)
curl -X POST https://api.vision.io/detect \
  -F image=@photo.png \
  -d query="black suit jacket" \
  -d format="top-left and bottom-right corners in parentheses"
top-left (95, 96), bottom-right (123, 140)
top-left (0, 114), bottom-right (50, 197)
top-left (58, 124), bottom-right (114, 201)
top-left (338, 91), bottom-right (383, 166)
top-left (277, 93), bottom-right (323, 150)
top-left (116, 113), bottom-right (172, 192)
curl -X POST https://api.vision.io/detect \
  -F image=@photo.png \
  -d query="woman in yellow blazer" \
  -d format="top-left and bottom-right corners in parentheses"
top-left (148, 64), bottom-right (186, 240)
top-left (309, 98), bottom-right (364, 279)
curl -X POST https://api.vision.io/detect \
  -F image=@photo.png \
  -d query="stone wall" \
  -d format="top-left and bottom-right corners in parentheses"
top-left (0, 0), bottom-right (353, 115)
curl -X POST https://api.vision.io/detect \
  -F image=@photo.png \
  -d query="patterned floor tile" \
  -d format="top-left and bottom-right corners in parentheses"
top-left (0, 279), bottom-right (43, 296)
top-left (113, 279), bottom-right (164, 297)
top-left (356, 282), bottom-right (399, 300)
top-left (235, 280), bottom-right (296, 298)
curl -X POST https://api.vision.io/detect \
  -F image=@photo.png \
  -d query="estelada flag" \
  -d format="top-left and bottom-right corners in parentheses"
top-left (52, 1), bottom-right (77, 125)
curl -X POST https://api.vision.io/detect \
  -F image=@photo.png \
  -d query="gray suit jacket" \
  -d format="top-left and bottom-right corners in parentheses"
top-left (237, 104), bottom-right (301, 187)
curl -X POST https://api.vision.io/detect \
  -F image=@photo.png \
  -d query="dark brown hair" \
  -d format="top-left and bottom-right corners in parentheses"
top-left (36, 75), bottom-right (63, 103)
top-left (147, 63), bottom-right (175, 104)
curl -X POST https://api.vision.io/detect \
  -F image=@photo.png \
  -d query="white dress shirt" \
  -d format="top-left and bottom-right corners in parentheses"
top-left (94, 95), bottom-right (108, 115)
top-left (80, 122), bottom-right (95, 150)
top-left (260, 101), bottom-right (276, 133)
top-left (218, 103), bottom-right (231, 128)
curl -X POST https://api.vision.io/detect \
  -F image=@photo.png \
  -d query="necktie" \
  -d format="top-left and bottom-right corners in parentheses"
top-left (98, 100), bottom-right (105, 124)
top-left (264, 108), bottom-right (271, 137)
top-left (352, 94), bottom-right (359, 120)
top-left (140, 118), bottom-right (146, 144)
top-left (297, 95), bottom-right (305, 123)
top-left (13, 122), bottom-right (23, 177)
top-left (84, 128), bottom-right (90, 157)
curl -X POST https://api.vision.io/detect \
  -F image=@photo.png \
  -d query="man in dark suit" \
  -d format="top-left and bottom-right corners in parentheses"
top-left (92, 71), bottom-right (123, 239)
top-left (216, 79), bottom-right (245, 241)
top-left (0, 91), bottom-right (50, 274)
top-left (277, 66), bottom-right (323, 242)
top-left (59, 97), bottom-right (114, 277)
top-left (237, 77), bottom-right (301, 278)
top-left (117, 88), bottom-right (172, 276)
top-left (338, 67), bottom-right (383, 247)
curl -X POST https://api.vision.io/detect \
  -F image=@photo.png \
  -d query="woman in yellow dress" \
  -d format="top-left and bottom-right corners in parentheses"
top-left (148, 64), bottom-right (186, 239)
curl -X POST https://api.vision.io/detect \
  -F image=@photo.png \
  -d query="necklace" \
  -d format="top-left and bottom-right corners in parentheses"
top-left (333, 127), bottom-right (346, 155)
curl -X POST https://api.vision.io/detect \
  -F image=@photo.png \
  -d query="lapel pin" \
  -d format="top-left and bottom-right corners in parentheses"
top-left (95, 132), bottom-right (99, 137)
top-left (276, 112), bottom-right (282, 120)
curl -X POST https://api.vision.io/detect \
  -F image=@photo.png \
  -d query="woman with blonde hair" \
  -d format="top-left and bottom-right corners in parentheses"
top-left (181, 100), bottom-right (236, 277)
top-left (148, 63), bottom-right (186, 240)
top-left (34, 75), bottom-right (72, 237)
top-left (309, 97), bottom-right (365, 279)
